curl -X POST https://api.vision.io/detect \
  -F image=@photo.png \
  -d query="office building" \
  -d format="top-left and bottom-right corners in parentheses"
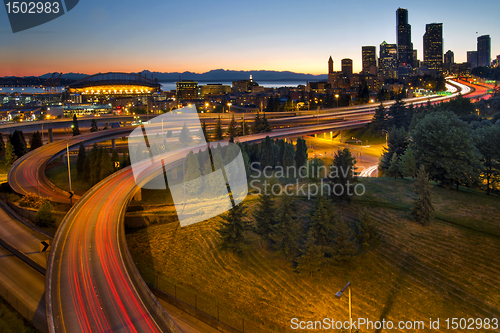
top-left (423, 23), bottom-right (443, 72)
top-left (397, 8), bottom-right (413, 67)
top-left (467, 51), bottom-right (478, 68)
top-left (176, 81), bottom-right (198, 101)
top-left (362, 46), bottom-right (377, 74)
top-left (341, 58), bottom-right (353, 76)
top-left (444, 50), bottom-right (454, 73)
top-left (379, 41), bottom-right (398, 79)
top-left (477, 35), bottom-right (491, 67)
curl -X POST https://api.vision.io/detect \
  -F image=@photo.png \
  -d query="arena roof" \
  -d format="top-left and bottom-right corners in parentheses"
top-left (67, 72), bottom-right (161, 89)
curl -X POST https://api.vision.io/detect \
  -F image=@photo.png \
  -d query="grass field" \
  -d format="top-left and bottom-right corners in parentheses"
top-left (45, 157), bottom-right (91, 196)
top-left (126, 177), bottom-right (500, 332)
top-left (0, 296), bottom-right (40, 333)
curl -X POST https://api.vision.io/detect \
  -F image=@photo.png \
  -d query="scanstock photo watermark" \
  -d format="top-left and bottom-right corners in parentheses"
top-left (3, 0), bottom-right (79, 32)
top-left (249, 162), bottom-right (366, 200)
top-left (128, 105), bottom-right (248, 228)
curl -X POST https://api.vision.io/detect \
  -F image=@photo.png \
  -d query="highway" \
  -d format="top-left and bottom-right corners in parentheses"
top-left (15, 78), bottom-right (472, 333)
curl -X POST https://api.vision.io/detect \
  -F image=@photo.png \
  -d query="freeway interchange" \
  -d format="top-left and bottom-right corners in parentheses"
top-left (2, 78), bottom-right (487, 333)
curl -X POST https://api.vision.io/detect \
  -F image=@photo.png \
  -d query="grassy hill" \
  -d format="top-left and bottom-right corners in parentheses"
top-left (126, 177), bottom-right (500, 332)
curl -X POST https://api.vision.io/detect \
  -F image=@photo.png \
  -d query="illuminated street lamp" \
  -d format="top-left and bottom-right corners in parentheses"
top-left (227, 102), bottom-right (232, 113)
top-left (335, 281), bottom-right (352, 333)
top-left (335, 94), bottom-right (339, 108)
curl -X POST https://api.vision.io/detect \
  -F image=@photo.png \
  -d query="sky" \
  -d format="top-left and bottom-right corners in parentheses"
top-left (1, 0), bottom-right (499, 77)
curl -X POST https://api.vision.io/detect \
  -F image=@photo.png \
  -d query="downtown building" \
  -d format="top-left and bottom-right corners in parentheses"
top-left (379, 41), bottom-right (398, 79)
top-left (362, 46), bottom-right (377, 74)
top-left (477, 35), bottom-right (491, 67)
top-left (396, 8), bottom-right (413, 67)
top-left (423, 23), bottom-right (443, 75)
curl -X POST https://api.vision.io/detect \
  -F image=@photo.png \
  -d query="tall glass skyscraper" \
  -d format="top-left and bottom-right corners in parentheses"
top-left (423, 23), bottom-right (443, 72)
top-left (477, 35), bottom-right (491, 67)
top-left (397, 8), bottom-right (413, 67)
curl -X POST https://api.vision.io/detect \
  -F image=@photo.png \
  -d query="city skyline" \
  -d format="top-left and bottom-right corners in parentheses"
top-left (1, 0), bottom-right (499, 77)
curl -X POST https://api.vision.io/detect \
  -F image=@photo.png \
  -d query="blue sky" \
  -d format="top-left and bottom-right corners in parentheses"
top-left (1, 0), bottom-right (499, 76)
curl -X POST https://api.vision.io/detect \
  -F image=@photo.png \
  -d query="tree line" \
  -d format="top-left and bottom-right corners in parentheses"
top-left (1, 130), bottom-right (43, 166)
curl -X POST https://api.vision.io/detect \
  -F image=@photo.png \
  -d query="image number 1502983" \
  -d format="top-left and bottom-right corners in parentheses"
top-left (5, 2), bottom-right (60, 14)
top-left (3, 0), bottom-right (79, 33)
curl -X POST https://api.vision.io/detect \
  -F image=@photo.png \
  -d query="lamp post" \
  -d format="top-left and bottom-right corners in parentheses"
top-left (335, 281), bottom-right (352, 333)
top-left (335, 94), bottom-right (339, 108)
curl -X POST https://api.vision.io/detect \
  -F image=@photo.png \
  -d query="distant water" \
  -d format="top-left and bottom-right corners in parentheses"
top-left (159, 80), bottom-right (307, 91)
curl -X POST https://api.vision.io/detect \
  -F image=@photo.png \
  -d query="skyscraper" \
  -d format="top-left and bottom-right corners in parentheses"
top-left (362, 46), bottom-right (377, 74)
top-left (341, 58), bottom-right (353, 76)
top-left (423, 23), bottom-right (443, 72)
top-left (396, 8), bottom-right (413, 67)
top-left (379, 41), bottom-right (398, 79)
top-left (467, 51), bottom-right (478, 68)
top-left (477, 35), bottom-right (491, 67)
top-left (444, 50), bottom-right (454, 73)
top-left (328, 56), bottom-right (334, 74)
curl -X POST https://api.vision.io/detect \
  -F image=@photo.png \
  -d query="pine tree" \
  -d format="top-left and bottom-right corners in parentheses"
top-left (294, 138), bottom-right (308, 168)
top-left (76, 143), bottom-right (86, 180)
top-left (217, 202), bottom-right (248, 253)
top-left (90, 145), bottom-right (101, 185)
top-left (271, 196), bottom-right (299, 260)
top-left (309, 195), bottom-right (337, 251)
top-left (331, 216), bottom-right (358, 265)
top-left (111, 149), bottom-right (120, 171)
top-left (214, 117), bottom-right (223, 141)
top-left (241, 117), bottom-right (249, 136)
top-left (330, 148), bottom-right (356, 202)
top-left (355, 208), bottom-right (381, 252)
top-left (260, 136), bottom-right (274, 169)
top-left (179, 122), bottom-right (192, 146)
top-left (184, 150), bottom-right (202, 195)
top-left (201, 121), bottom-right (209, 141)
top-left (166, 130), bottom-right (173, 138)
top-left (4, 139), bottom-right (16, 166)
top-left (296, 231), bottom-right (326, 277)
top-left (0, 133), bottom-right (5, 153)
top-left (72, 114), bottom-right (81, 136)
top-left (283, 143), bottom-right (295, 169)
top-left (260, 113), bottom-right (271, 132)
top-left (277, 139), bottom-right (285, 166)
top-left (399, 149), bottom-right (417, 178)
top-left (9, 130), bottom-right (28, 158)
top-left (121, 151), bottom-right (131, 168)
top-left (29, 131), bottom-right (43, 151)
top-left (411, 165), bottom-right (434, 225)
top-left (387, 152), bottom-right (401, 178)
top-left (252, 113), bottom-right (262, 134)
top-left (90, 119), bottom-right (98, 132)
top-left (227, 115), bottom-right (237, 138)
top-left (371, 103), bottom-right (387, 133)
top-left (253, 192), bottom-right (276, 244)
top-left (100, 149), bottom-right (114, 180)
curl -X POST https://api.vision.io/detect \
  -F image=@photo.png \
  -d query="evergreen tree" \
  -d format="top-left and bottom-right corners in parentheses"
top-left (214, 117), bottom-right (224, 141)
top-left (90, 119), bottom-right (98, 132)
top-left (308, 196), bottom-right (337, 251)
top-left (29, 131), bottom-right (43, 151)
top-left (166, 130), bottom-right (173, 138)
top-left (72, 114), bottom-right (81, 136)
top-left (277, 139), bottom-right (285, 166)
top-left (355, 208), bottom-right (381, 252)
top-left (9, 130), bottom-right (28, 158)
top-left (111, 149), bottom-right (120, 171)
top-left (4, 139), bottom-right (16, 166)
top-left (184, 150), bottom-right (202, 195)
top-left (253, 192), bottom-right (276, 244)
top-left (331, 216), bottom-right (358, 265)
top-left (411, 165), bottom-right (434, 225)
top-left (386, 99), bottom-right (407, 129)
top-left (76, 143), bottom-right (86, 179)
top-left (370, 103), bottom-right (387, 133)
top-left (0, 133), bottom-right (5, 153)
top-left (35, 201), bottom-right (55, 227)
top-left (387, 152), bottom-right (401, 178)
top-left (227, 115), bottom-right (237, 138)
top-left (410, 111), bottom-right (480, 188)
top-left (100, 149), bottom-right (114, 180)
top-left (330, 148), bottom-right (357, 202)
top-left (399, 148), bottom-right (417, 178)
top-left (260, 136), bottom-right (274, 169)
top-left (260, 113), bottom-right (271, 132)
top-left (252, 113), bottom-right (262, 134)
top-left (475, 125), bottom-right (500, 195)
top-left (201, 121), bottom-right (209, 141)
top-left (217, 202), bottom-right (248, 253)
top-left (179, 122), bottom-right (192, 146)
top-left (294, 138), bottom-right (308, 168)
top-left (90, 145), bottom-right (102, 185)
top-left (271, 196), bottom-right (299, 260)
top-left (283, 143), bottom-right (295, 169)
top-left (121, 151), bottom-right (131, 168)
top-left (296, 231), bottom-right (326, 277)
top-left (241, 116), bottom-right (250, 136)
top-left (379, 127), bottom-right (408, 172)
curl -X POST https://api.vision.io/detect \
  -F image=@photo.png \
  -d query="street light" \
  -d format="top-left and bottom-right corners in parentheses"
top-left (335, 281), bottom-right (352, 333)
top-left (335, 94), bottom-right (339, 108)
